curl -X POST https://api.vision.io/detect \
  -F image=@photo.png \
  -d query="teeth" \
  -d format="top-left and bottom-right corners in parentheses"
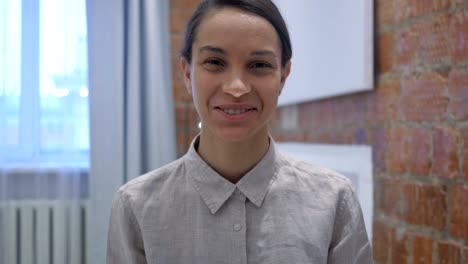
top-left (222, 108), bottom-right (250, 115)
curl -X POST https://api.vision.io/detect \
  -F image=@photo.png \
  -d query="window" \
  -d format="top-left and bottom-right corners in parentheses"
top-left (0, 0), bottom-right (89, 169)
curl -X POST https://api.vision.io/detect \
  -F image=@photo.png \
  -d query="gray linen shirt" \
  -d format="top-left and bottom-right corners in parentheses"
top-left (107, 137), bottom-right (373, 264)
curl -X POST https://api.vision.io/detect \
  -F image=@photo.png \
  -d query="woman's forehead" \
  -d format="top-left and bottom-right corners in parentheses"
top-left (192, 8), bottom-right (281, 55)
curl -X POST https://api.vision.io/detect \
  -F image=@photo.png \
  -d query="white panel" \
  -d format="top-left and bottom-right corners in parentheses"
top-left (274, 0), bottom-right (374, 106)
top-left (36, 204), bottom-right (50, 264)
top-left (20, 205), bottom-right (34, 264)
top-left (277, 143), bottom-right (373, 241)
top-left (53, 203), bottom-right (67, 264)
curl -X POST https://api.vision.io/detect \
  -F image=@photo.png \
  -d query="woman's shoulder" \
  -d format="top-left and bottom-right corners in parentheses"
top-left (276, 151), bottom-right (354, 194)
top-left (116, 156), bottom-right (187, 201)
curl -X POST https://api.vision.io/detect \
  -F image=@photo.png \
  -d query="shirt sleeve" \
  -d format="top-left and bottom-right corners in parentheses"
top-left (107, 190), bottom-right (147, 264)
top-left (328, 184), bottom-right (373, 264)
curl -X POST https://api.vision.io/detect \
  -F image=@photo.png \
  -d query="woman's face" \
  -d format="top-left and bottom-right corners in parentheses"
top-left (181, 7), bottom-right (291, 143)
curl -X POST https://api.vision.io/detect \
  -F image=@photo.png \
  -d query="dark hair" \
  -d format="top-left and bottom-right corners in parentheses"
top-left (180, 0), bottom-right (292, 67)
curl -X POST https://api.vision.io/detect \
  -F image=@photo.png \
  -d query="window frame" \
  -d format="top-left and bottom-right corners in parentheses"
top-left (0, 0), bottom-right (89, 169)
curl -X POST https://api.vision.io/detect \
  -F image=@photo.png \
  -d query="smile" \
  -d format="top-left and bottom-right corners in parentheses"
top-left (214, 106), bottom-right (257, 119)
top-left (221, 108), bottom-right (254, 115)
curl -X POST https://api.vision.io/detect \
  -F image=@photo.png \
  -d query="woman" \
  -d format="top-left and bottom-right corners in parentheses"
top-left (107, 1), bottom-right (373, 263)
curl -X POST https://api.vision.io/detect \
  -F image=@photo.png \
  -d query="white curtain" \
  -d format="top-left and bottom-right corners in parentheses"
top-left (86, 0), bottom-right (176, 263)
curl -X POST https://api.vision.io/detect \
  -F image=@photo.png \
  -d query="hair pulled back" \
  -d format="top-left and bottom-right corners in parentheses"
top-left (180, 0), bottom-right (292, 67)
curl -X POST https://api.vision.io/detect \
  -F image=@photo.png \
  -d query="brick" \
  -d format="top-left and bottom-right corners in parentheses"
top-left (376, 0), bottom-right (395, 25)
top-left (170, 8), bottom-right (188, 34)
top-left (367, 79), bottom-right (400, 123)
top-left (448, 68), bottom-right (468, 120)
top-left (433, 127), bottom-right (459, 178)
top-left (267, 112), bottom-right (280, 132)
top-left (331, 95), bottom-right (367, 127)
top-left (450, 185), bottom-right (468, 239)
top-left (394, 0), bottom-right (411, 23)
top-left (407, 0), bottom-right (450, 18)
top-left (402, 183), bottom-right (446, 229)
top-left (377, 32), bottom-right (395, 74)
top-left (387, 126), bottom-right (408, 173)
top-left (353, 128), bottom-right (368, 144)
top-left (396, 15), bottom-right (451, 68)
top-left (462, 127), bottom-right (468, 180)
top-left (188, 105), bottom-right (200, 129)
top-left (170, 0), bottom-right (184, 9)
top-left (380, 178), bottom-right (403, 217)
top-left (172, 0), bottom-right (201, 11)
top-left (181, 0), bottom-right (202, 10)
top-left (188, 127), bottom-right (199, 142)
top-left (391, 228), bottom-right (409, 264)
top-left (453, 0), bottom-right (468, 7)
top-left (413, 234), bottom-right (433, 264)
top-left (401, 72), bottom-right (448, 122)
top-left (175, 105), bottom-right (185, 127)
top-left (299, 100), bottom-right (334, 129)
top-left (396, 27), bottom-right (417, 68)
top-left (408, 127), bottom-right (431, 175)
top-left (415, 14), bottom-right (451, 65)
top-left (454, 0), bottom-right (468, 7)
top-left (176, 130), bottom-right (188, 157)
top-left (298, 102), bottom-right (318, 129)
top-left (371, 128), bottom-right (388, 171)
top-left (175, 104), bottom-right (193, 124)
top-left (304, 130), bottom-right (329, 143)
top-left (171, 34), bottom-right (183, 59)
top-left (451, 11), bottom-right (468, 63)
top-left (372, 220), bottom-right (391, 263)
top-left (176, 103), bottom-right (199, 126)
top-left (303, 130), bottom-right (352, 145)
top-left (173, 79), bottom-right (192, 103)
top-left (331, 129), bottom-right (354, 144)
top-left (274, 130), bottom-right (304, 142)
top-left (438, 241), bottom-right (461, 264)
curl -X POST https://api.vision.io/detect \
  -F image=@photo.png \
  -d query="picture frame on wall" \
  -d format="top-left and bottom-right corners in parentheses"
top-left (274, 0), bottom-right (374, 106)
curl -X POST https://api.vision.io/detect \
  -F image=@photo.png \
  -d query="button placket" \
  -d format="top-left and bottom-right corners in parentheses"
top-left (232, 190), bottom-right (247, 264)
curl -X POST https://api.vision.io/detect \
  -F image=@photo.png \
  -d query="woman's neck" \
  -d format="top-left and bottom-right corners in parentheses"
top-left (197, 129), bottom-right (270, 184)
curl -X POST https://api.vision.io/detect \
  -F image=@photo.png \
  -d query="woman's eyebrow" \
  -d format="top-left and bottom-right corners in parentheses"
top-left (250, 50), bottom-right (277, 58)
top-left (199, 45), bottom-right (226, 55)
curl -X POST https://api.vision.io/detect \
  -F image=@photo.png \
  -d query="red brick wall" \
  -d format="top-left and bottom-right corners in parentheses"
top-left (170, 0), bottom-right (202, 156)
top-left (170, 1), bottom-right (468, 262)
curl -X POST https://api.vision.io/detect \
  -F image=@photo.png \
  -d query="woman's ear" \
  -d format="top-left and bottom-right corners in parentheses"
top-left (279, 60), bottom-right (291, 95)
top-left (180, 57), bottom-right (192, 96)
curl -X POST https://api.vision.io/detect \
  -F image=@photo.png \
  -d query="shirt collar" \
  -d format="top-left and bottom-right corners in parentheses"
top-left (185, 136), bottom-right (280, 214)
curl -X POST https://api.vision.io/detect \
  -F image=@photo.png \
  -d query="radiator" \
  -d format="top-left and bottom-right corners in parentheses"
top-left (0, 200), bottom-right (88, 264)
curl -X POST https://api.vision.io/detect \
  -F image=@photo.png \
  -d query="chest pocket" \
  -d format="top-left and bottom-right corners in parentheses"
top-left (249, 203), bottom-right (333, 264)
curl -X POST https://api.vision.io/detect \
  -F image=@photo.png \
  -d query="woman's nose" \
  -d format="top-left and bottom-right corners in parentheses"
top-left (222, 77), bottom-right (251, 98)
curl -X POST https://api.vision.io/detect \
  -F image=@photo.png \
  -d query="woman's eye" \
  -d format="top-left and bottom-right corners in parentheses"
top-left (204, 59), bottom-right (224, 66)
top-left (250, 62), bottom-right (272, 69)
top-left (202, 59), bottom-right (225, 72)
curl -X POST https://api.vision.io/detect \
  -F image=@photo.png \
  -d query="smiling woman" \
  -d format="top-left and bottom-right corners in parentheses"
top-left (179, 7), bottom-right (291, 180)
top-left (107, 1), bottom-right (373, 263)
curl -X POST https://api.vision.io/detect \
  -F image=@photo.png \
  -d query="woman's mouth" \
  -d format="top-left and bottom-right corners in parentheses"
top-left (214, 105), bottom-right (257, 120)
top-left (218, 108), bottom-right (256, 115)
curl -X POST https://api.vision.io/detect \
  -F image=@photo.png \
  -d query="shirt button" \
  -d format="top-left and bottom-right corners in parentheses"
top-left (233, 223), bottom-right (242, 231)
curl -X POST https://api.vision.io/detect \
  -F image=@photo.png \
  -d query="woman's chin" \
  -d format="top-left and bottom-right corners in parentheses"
top-left (210, 127), bottom-right (267, 144)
